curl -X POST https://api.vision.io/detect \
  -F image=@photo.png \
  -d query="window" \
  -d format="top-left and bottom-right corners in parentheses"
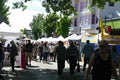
top-left (92, 14), bottom-right (95, 24)
top-left (74, 18), bottom-right (77, 26)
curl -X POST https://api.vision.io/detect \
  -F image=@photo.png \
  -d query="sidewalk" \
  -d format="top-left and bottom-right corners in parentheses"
top-left (1, 61), bottom-right (84, 80)
top-left (1, 60), bottom-right (119, 80)
top-left (1, 66), bottom-right (23, 80)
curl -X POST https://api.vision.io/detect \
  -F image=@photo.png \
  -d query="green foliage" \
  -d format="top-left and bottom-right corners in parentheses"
top-left (30, 14), bottom-right (45, 40)
top-left (0, 0), bottom-right (10, 24)
top-left (42, 0), bottom-right (76, 37)
top-left (25, 0), bottom-right (31, 2)
top-left (12, 2), bottom-right (27, 11)
top-left (20, 28), bottom-right (27, 34)
top-left (44, 13), bottom-right (59, 37)
top-left (3, 0), bottom-right (120, 38)
top-left (57, 17), bottom-right (71, 37)
top-left (90, 0), bottom-right (120, 9)
top-left (8, 0), bottom-right (120, 11)
top-left (42, 0), bottom-right (77, 16)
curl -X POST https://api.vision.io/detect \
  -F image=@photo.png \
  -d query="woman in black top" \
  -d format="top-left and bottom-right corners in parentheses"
top-left (84, 40), bottom-right (118, 80)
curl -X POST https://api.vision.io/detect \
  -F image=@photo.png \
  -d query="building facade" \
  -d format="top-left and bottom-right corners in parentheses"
top-left (71, 0), bottom-right (120, 34)
top-left (100, 2), bottom-right (120, 20)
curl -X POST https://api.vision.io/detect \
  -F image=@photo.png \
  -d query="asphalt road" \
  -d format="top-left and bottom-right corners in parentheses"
top-left (1, 60), bottom-right (119, 80)
top-left (2, 61), bottom-right (84, 80)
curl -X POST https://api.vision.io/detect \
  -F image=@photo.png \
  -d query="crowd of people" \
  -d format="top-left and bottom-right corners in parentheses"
top-left (0, 39), bottom-right (120, 80)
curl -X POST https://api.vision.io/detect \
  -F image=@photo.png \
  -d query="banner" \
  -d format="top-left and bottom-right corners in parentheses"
top-left (81, 34), bottom-right (97, 43)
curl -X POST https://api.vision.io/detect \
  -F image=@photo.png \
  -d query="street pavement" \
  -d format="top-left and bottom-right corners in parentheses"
top-left (1, 60), bottom-right (119, 80)
top-left (1, 60), bottom-right (84, 80)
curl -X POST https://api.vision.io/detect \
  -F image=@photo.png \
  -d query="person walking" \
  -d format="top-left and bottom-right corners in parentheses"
top-left (43, 42), bottom-right (49, 63)
top-left (67, 41), bottom-right (79, 75)
top-left (6, 44), bottom-right (10, 54)
top-left (9, 40), bottom-right (18, 71)
top-left (74, 42), bottom-right (81, 61)
top-left (110, 45), bottom-right (120, 75)
top-left (25, 40), bottom-right (33, 66)
top-left (49, 43), bottom-right (55, 62)
top-left (32, 43), bottom-right (38, 61)
top-left (0, 42), bottom-right (4, 71)
top-left (38, 41), bottom-right (43, 62)
top-left (82, 40), bottom-right (93, 72)
top-left (0, 42), bottom-right (5, 80)
top-left (55, 41), bottom-right (67, 76)
top-left (84, 40), bottom-right (119, 80)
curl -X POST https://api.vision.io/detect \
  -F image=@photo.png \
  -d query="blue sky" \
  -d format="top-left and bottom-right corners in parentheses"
top-left (5, 0), bottom-right (47, 32)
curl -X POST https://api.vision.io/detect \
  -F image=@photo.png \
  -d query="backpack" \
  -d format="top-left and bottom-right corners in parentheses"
top-left (67, 46), bottom-right (79, 57)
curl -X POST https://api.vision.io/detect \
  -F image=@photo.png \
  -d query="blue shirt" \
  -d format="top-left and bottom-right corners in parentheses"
top-left (83, 44), bottom-right (93, 58)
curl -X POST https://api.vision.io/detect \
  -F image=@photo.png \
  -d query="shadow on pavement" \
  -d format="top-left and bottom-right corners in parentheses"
top-left (0, 69), bottom-right (20, 80)
top-left (16, 67), bottom-right (84, 80)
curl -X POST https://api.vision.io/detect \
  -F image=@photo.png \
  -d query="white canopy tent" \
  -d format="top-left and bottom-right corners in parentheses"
top-left (66, 34), bottom-right (82, 40)
top-left (0, 22), bottom-right (14, 32)
top-left (0, 22), bottom-right (23, 46)
top-left (55, 35), bottom-right (66, 41)
top-left (37, 37), bottom-right (49, 42)
top-left (37, 35), bottom-right (66, 43)
top-left (47, 37), bottom-right (55, 43)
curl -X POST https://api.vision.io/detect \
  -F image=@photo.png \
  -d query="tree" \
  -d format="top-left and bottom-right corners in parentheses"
top-left (42, 0), bottom-right (77, 37)
top-left (44, 13), bottom-right (59, 37)
top-left (30, 14), bottom-right (45, 40)
top-left (11, 0), bottom-right (120, 9)
top-left (3, 0), bottom-right (120, 24)
top-left (20, 28), bottom-right (27, 34)
top-left (0, 0), bottom-right (10, 24)
top-left (90, 0), bottom-right (120, 9)
top-left (42, 0), bottom-right (77, 16)
top-left (12, 2), bottom-right (27, 11)
top-left (10, 0), bottom-right (120, 10)
top-left (56, 16), bottom-right (72, 37)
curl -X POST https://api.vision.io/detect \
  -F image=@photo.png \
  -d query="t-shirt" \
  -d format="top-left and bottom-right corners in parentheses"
top-left (83, 44), bottom-right (93, 58)
top-left (49, 46), bottom-right (55, 53)
top-left (25, 43), bottom-right (33, 52)
top-left (56, 45), bottom-right (67, 60)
